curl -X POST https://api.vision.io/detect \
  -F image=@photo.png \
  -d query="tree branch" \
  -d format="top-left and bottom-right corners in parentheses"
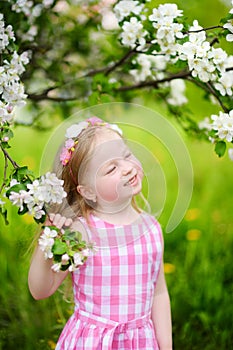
top-left (186, 76), bottom-right (229, 113)
top-left (28, 92), bottom-right (78, 102)
top-left (27, 49), bottom-right (137, 101)
top-left (115, 70), bottom-right (191, 92)
top-left (0, 144), bottom-right (20, 169)
top-left (187, 25), bottom-right (224, 34)
top-left (83, 50), bottom-right (137, 77)
top-left (104, 49), bottom-right (136, 76)
top-left (0, 152), bottom-right (8, 194)
top-left (207, 81), bottom-right (230, 113)
top-left (0, 145), bottom-right (19, 194)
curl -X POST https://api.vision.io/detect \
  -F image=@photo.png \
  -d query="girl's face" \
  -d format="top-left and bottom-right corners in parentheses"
top-left (79, 129), bottom-right (143, 213)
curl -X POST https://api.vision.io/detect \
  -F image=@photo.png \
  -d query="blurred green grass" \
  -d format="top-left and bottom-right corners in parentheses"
top-left (1, 1), bottom-right (233, 348)
top-left (0, 119), bottom-right (233, 349)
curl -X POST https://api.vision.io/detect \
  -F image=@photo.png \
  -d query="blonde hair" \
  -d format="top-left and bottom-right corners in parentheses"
top-left (51, 124), bottom-right (142, 301)
top-left (52, 124), bottom-right (141, 220)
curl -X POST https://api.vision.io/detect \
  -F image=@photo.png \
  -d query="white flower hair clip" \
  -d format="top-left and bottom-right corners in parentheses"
top-left (59, 116), bottom-right (123, 166)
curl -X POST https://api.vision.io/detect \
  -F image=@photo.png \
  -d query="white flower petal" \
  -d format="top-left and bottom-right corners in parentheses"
top-left (65, 122), bottom-right (89, 138)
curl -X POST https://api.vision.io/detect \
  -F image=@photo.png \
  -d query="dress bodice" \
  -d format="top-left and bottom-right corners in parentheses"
top-left (72, 213), bottom-right (163, 323)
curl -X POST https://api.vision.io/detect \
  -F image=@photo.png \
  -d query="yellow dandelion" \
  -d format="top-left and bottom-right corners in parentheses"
top-left (164, 263), bottom-right (176, 274)
top-left (186, 229), bottom-right (201, 241)
top-left (47, 340), bottom-right (56, 349)
top-left (185, 208), bottom-right (200, 221)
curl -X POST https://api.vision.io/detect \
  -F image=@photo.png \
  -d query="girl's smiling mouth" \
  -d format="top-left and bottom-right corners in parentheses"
top-left (125, 173), bottom-right (138, 186)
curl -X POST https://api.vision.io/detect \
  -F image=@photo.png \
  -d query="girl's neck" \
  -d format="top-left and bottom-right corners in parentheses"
top-left (93, 203), bottom-right (141, 225)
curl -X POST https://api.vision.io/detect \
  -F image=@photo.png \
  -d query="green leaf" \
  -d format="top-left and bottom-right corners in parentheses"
top-left (220, 13), bottom-right (233, 24)
top-left (215, 141), bottom-right (226, 157)
top-left (60, 264), bottom-right (70, 271)
top-left (63, 230), bottom-right (83, 243)
top-left (150, 43), bottom-right (160, 53)
top-left (76, 231), bottom-right (83, 242)
top-left (0, 142), bottom-right (11, 149)
top-left (88, 91), bottom-right (100, 105)
top-left (18, 205), bottom-right (28, 216)
top-left (52, 239), bottom-right (67, 255)
top-left (53, 254), bottom-right (62, 263)
top-left (1, 128), bottom-right (14, 141)
top-left (5, 183), bottom-right (27, 197)
top-left (63, 229), bottom-right (76, 241)
top-left (209, 130), bottom-right (217, 138)
top-left (14, 166), bottom-right (35, 182)
top-left (0, 207), bottom-right (9, 225)
top-left (78, 241), bottom-right (87, 249)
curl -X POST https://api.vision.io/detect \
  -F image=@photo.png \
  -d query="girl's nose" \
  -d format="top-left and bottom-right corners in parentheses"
top-left (121, 160), bottom-right (133, 176)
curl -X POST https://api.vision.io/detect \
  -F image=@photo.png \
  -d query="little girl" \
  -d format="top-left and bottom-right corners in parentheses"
top-left (28, 117), bottom-right (172, 350)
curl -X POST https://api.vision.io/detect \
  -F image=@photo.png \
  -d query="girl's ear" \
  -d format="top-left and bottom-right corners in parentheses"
top-left (77, 185), bottom-right (97, 202)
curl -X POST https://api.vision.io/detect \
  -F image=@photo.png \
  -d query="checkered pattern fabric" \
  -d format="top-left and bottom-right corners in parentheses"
top-left (56, 213), bottom-right (163, 350)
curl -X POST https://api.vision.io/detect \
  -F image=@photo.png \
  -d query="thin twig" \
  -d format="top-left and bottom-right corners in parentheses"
top-left (210, 37), bottom-right (219, 46)
top-left (186, 76), bottom-right (229, 113)
top-left (0, 145), bottom-right (19, 194)
top-left (83, 66), bottom-right (111, 77)
top-left (28, 93), bottom-right (78, 102)
top-left (105, 49), bottom-right (136, 75)
top-left (0, 152), bottom-right (8, 194)
top-left (27, 49), bottom-right (137, 101)
top-left (115, 70), bottom-right (191, 92)
top-left (207, 81), bottom-right (230, 113)
top-left (0, 144), bottom-right (20, 169)
top-left (187, 25), bottom-right (224, 34)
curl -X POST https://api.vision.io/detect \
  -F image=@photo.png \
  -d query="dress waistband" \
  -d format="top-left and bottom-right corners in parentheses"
top-left (74, 309), bottom-right (151, 350)
top-left (75, 308), bottom-right (151, 333)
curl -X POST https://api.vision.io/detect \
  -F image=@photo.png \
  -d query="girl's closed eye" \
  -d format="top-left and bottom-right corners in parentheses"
top-left (125, 152), bottom-right (132, 159)
top-left (105, 165), bottom-right (116, 175)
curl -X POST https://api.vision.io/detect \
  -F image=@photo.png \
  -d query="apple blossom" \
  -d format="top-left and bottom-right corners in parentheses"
top-left (223, 2), bottom-right (233, 42)
top-left (121, 17), bottom-right (147, 50)
top-left (65, 121), bottom-right (89, 138)
top-left (224, 22), bottom-right (233, 42)
top-left (9, 190), bottom-right (32, 212)
top-left (114, 0), bottom-right (144, 22)
top-left (130, 54), bottom-right (167, 82)
top-left (167, 79), bottom-right (188, 106)
top-left (1, 0), bottom-right (233, 207)
top-left (0, 15), bottom-right (30, 125)
top-left (51, 263), bottom-right (62, 272)
top-left (7, 172), bottom-right (67, 220)
top-left (214, 72), bottom-right (233, 96)
top-left (38, 226), bottom-right (58, 259)
top-left (199, 110), bottom-right (233, 144)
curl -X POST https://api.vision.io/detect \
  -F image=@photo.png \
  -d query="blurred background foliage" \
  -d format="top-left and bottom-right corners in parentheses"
top-left (0, 0), bottom-right (233, 349)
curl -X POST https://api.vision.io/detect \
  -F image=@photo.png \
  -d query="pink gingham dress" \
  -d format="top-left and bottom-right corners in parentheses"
top-left (56, 212), bottom-right (163, 350)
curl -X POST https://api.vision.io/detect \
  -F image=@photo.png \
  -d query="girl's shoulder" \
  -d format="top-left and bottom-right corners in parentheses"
top-left (141, 211), bottom-right (163, 239)
top-left (141, 211), bottom-right (162, 226)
